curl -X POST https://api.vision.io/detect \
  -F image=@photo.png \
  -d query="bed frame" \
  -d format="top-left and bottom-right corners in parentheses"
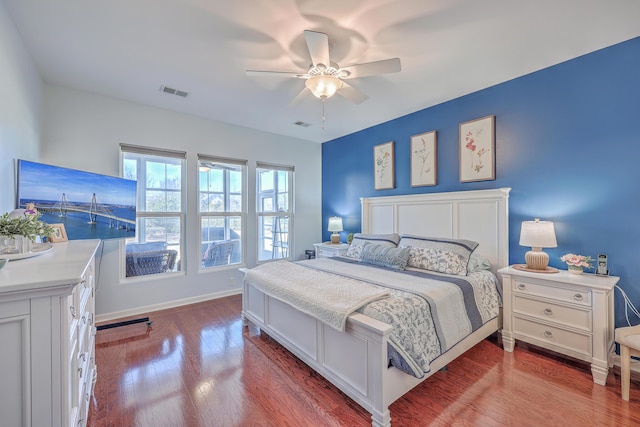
top-left (242, 188), bottom-right (511, 427)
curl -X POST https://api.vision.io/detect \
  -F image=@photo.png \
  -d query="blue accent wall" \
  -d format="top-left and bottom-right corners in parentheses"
top-left (322, 37), bottom-right (640, 328)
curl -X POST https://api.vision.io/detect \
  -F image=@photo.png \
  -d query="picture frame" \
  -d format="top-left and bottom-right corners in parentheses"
top-left (410, 130), bottom-right (437, 187)
top-left (459, 115), bottom-right (495, 182)
top-left (49, 223), bottom-right (68, 243)
top-left (373, 141), bottom-right (394, 190)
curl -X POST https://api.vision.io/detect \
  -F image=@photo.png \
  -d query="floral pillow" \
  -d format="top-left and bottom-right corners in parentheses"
top-left (344, 240), bottom-right (369, 260)
top-left (399, 235), bottom-right (479, 276)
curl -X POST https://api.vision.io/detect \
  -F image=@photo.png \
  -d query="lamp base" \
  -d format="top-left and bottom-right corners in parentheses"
top-left (330, 233), bottom-right (340, 244)
top-left (525, 250), bottom-right (550, 270)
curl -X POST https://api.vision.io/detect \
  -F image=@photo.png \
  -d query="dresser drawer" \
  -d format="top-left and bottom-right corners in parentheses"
top-left (513, 317), bottom-right (592, 357)
top-left (513, 295), bottom-right (591, 332)
top-left (513, 280), bottom-right (591, 307)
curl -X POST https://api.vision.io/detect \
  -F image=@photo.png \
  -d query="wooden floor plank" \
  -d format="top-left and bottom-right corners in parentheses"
top-left (89, 295), bottom-right (640, 426)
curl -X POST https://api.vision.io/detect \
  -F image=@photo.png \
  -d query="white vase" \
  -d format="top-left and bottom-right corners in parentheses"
top-left (568, 265), bottom-right (583, 274)
top-left (0, 235), bottom-right (32, 255)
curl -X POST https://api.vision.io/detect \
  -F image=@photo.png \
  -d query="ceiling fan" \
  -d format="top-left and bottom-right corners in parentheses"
top-left (246, 30), bottom-right (401, 106)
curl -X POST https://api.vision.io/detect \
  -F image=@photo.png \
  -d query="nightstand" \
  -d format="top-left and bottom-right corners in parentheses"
top-left (498, 266), bottom-right (619, 385)
top-left (313, 242), bottom-right (350, 258)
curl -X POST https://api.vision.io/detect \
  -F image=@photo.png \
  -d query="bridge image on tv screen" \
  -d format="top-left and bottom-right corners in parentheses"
top-left (17, 160), bottom-right (137, 240)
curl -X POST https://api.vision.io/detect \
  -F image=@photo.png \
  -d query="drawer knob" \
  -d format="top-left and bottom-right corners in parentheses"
top-left (79, 353), bottom-right (86, 362)
top-left (517, 283), bottom-right (526, 290)
top-left (70, 306), bottom-right (77, 318)
top-left (573, 294), bottom-right (584, 301)
top-left (544, 331), bottom-right (553, 339)
top-left (543, 308), bottom-right (553, 316)
top-left (78, 367), bottom-right (83, 378)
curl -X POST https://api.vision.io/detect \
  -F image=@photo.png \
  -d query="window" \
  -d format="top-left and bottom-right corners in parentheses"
top-left (256, 163), bottom-right (294, 261)
top-left (121, 144), bottom-right (186, 278)
top-left (198, 155), bottom-right (246, 269)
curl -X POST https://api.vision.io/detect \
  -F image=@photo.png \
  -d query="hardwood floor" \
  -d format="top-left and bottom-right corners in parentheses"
top-left (89, 295), bottom-right (640, 427)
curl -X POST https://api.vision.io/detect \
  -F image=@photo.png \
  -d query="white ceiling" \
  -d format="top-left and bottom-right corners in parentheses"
top-left (4, 0), bottom-right (640, 143)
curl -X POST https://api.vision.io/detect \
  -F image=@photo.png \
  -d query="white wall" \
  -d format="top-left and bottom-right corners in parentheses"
top-left (42, 85), bottom-right (322, 319)
top-left (0, 1), bottom-right (43, 212)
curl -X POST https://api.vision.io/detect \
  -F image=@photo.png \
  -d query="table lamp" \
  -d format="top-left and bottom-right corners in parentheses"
top-left (328, 217), bottom-right (343, 244)
top-left (519, 218), bottom-right (557, 271)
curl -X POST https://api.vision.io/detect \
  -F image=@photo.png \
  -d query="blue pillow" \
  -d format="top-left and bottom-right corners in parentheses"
top-left (360, 243), bottom-right (410, 270)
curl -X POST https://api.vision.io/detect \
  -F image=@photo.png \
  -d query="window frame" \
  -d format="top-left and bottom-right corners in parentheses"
top-left (256, 162), bottom-right (294, 263)
top-left (198, 155), bottom-right (247, 271)
top-left (120, 144), bottom-right (186, 280)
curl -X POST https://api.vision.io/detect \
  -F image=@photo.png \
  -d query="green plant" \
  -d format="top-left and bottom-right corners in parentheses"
top-left (0, 212), bottom-right (55, 242)
top-left (347, 232), bottom-right (354, 244)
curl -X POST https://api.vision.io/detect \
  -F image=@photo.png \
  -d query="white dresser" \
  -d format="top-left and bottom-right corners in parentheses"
top-left (498, 266), bottom-right (619, 385)
top-left (0, 239), bottom-right (100, 427)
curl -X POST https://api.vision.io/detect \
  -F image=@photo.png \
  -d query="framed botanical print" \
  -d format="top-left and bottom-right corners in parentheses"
top-left (373, 141), bottom-right (394, 190)
top-left (459, 115), bottom-right (495, 182)
top-left (410, 130), bottom-right (437, 187)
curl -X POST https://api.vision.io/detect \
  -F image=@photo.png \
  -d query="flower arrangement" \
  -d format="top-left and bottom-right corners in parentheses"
top-left (0, 205), bottom-right (54, 242)
top-left (560, 253), bottom-right (593, 269)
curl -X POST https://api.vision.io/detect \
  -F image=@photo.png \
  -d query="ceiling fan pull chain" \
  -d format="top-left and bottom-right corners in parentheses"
top-left (321, 97), bottom-right (326, 130)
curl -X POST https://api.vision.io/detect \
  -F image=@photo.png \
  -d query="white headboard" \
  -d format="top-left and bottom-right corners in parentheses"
top-left (361, 188), bottom-right (511, 277)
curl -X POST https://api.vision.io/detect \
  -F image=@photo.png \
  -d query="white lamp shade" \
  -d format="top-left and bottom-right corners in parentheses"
top-left (519, 219), bottom-right (557, 249)
top-left (327, 216), bottom-right (343, 232)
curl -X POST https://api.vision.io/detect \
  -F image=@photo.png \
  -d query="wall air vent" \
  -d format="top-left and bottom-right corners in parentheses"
top-left (160, 86), bottom-right (189, 98)
top-left (293, 121), bottom-right (311, 127)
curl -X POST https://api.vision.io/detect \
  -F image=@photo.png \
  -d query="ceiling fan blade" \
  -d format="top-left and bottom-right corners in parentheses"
top-left (304, 30), bottom-right (331, 68)
top-left (337, 81), bottom-right (369, 104)
top-left (340, 58), bottom-right (401, 79)
top-left (246, 70), bottom-right (307, 78)
top-left (289, 87), bottom-right (310, 106)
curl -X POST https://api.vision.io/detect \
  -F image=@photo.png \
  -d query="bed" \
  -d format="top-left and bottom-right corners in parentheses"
top-left (241, 188), bottom-right (510, 427)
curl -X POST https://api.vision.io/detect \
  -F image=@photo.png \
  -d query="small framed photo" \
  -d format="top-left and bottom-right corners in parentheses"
top-left (410, 130), bottom-right (437, 187)
top-left (374, 141), bottom-right (395, 190)
top-left (49, 223), bottom-right (68, 242)
top-left (459, 115), bottom-right (495, 182)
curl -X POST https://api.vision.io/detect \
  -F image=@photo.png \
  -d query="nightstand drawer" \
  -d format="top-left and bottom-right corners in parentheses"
top-left (513, 317), bottom-right (592, 357)
top-left (314, 243), bottom-right (349, 258)
top-left (513, 280), bottom-right (591, 307)
top-left (513, 295), bottom-right (591, 332)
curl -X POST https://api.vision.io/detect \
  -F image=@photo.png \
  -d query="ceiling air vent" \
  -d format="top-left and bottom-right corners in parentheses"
top-left (160, 86), bottom-right (189, 98)
top-left (293, 121), bottom-right (311, 127)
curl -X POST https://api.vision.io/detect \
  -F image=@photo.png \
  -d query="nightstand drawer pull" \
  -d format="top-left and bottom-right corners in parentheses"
top-left (543, 331), bottom-right (553, 339)
top-left (517, 283), bottom-right (526, 290)
top-left (573, 294), bottom-right (583, 301)
top-left (70, 306), bottom-right (77, 318)
top-left (544, 308), bottom-right (553, 316)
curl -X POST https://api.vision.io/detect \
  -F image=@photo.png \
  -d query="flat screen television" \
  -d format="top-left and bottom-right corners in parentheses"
top-left (16, 159), bottom-right (137, 240)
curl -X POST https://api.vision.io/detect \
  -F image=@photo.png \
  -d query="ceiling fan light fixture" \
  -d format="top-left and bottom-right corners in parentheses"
top-left (305, 75), bottom-right (342, 99)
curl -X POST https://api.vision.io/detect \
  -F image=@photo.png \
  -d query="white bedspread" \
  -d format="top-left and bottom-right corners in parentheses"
top-left (244, 260), bottom-right (390, 331)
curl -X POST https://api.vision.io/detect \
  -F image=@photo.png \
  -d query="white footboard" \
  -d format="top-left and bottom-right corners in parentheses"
top-left (243, 278), bottom-right (501, 426)
top-left (243, 280), bottom-right (403, 427)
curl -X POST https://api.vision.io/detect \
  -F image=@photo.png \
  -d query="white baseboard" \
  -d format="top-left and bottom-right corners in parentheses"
top-left (95, 288), bottom-right (242, 324)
